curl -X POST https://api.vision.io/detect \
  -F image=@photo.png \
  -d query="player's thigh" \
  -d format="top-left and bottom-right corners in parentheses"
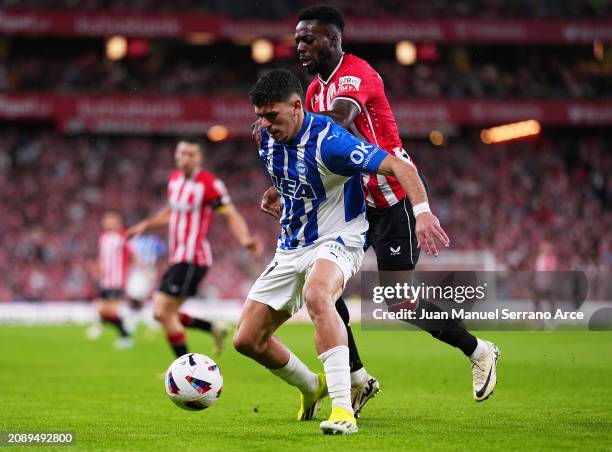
top-left (153, 291), bottom-right (183, 317)
top-left (368, 197), bottom-right (419, 271)
top-left (98, 300), bottom-right (116, 315)
top-left (303, 241), bottom-right (364, 306)
top-left (303, 260), bottom-right (345, 305)
top-left (235, 298), bottom-right (291, 346)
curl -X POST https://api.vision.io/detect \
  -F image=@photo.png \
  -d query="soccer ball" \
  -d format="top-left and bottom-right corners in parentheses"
top-left (165, 353), bottom-right (223, 411)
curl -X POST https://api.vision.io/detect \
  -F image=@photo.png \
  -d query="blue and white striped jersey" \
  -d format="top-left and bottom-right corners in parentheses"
top-left (129, 234), bottom-right (166, 267)
top-left (259, 112), bottom-right (388, 250)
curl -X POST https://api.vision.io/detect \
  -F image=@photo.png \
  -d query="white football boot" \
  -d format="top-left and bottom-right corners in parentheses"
top-left (471, 341), bottom-right (500, 401)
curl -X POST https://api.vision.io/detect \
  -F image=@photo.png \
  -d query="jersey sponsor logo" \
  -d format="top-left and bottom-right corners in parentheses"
top-left (272, 176), bottom-right (316, 200)
top-left (338, 75), bottom-right (362, 93)
top-left (296, 161), bottom-right (308, 175)
top-left (350, 142), bottom-right (375, 167)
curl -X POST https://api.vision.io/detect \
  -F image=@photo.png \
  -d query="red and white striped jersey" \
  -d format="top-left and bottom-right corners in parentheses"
top-left (98, 230), bottom-right (130, 289)
top-left (167, 169), bottom-right (230, 266)
top-left (305, 53), bottom-right (412, 209)
top-left (535, 252), bottom-right (557, 271)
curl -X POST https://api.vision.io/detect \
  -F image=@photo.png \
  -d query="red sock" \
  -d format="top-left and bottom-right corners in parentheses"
top-left (167, 330), bottom-right (187, 357)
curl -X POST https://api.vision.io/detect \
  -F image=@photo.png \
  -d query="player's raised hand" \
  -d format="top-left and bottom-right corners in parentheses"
top-left (260, 186), bottom-right (281, 219)
top-left (415, 212), bottom-right (450, 256)
top-left (251, 118), bottom-right (263, 148)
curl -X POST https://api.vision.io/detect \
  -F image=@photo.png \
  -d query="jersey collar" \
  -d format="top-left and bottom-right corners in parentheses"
top-left (318, 53), bottom-right (344, 85)
top-left (288, 112), bottom-right (312, 146)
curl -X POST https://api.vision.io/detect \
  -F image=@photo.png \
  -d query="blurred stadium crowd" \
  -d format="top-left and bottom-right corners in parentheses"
top-left (4, 45), bottom-right (611, 99)
top-left (2, 0), bottom-right (610, 18)
top-left (0, 1), bottom-right (610, 302)
top-left (0, 127), bottom-right (609, 302)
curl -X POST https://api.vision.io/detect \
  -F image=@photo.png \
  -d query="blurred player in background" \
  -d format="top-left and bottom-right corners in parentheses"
top-left (127, 140), bottom-right (262, 358)
top-left (235, 69), bottom-right (448, 435)
top-left (258, 4), bottom-right (499, 409)
top-left (87, 211), bottom-right (133, 349)
top-left (125, 233), bottom-right (166, 332)
top-left (532, 240), bottom-right (558, 320)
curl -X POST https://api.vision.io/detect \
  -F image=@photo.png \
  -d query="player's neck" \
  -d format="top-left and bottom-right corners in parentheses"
top-left (183, 167), bottom-right (200, 178)
top-left (319, 51), bottom-right (343, 81)
top-left (288, 110), bottom-right (306, 142)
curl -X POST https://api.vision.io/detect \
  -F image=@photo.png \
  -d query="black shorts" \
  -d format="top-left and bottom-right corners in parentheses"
top-left (98, 288), bottom-right (123, 300)
top-left (159, 263), bottom-right (208, 299)
top-left (366, 196), bottom-right (420, 271)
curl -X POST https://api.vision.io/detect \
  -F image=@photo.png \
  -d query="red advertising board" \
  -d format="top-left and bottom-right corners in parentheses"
top-left (2, 93), bottom-right (611, 135)
top-left (1, 9), bottom-right (611, 43)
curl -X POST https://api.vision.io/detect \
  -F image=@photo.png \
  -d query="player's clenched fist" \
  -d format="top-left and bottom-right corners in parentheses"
top-left (260, 186), bottom-right (281, 219)
top-left (415, 212), bottom-right (450, 256)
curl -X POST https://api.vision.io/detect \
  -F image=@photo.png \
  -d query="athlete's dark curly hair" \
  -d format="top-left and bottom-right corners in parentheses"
top-left (249, 69), bottom-right (304, 106)
top-left (297, 4), bottom-right (345, 32)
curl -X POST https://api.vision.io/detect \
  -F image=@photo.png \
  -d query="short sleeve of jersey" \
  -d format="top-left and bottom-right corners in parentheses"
top-left (202, 173), bottom-right (232, 209)
top-left (334, 57), bottom-right (382, 110)
top-left (320, 123), bottom-right (387, 177)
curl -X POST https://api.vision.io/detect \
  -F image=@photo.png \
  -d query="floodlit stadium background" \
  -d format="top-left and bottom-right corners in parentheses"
top-left (0, 0), bottom-right (610, 323)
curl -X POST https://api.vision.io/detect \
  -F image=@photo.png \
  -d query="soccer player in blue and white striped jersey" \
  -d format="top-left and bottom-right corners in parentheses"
top-left (125, 234), bottom-right (166, 332)
top-left (233, 69), bottom-right (449, 435)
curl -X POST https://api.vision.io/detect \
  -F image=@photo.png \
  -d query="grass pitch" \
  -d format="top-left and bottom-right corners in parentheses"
top-left (1, 324), bottom-right (611, 451)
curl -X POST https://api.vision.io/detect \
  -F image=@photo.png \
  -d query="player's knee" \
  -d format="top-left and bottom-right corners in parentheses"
top-left (233, 327), bottom-right (268, 357)
top-left (304, 284), bottom-right (333, 319)
top-left (153, 304), bottom-right (170, 322)
top-left (232, 329), bottom-right (255, 356)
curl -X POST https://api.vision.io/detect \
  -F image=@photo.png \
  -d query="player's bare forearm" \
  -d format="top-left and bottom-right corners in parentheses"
top-left (319, 98), bottom-right (363, 137)
top-left (127, 205), bottom-right (170, 237)
top-left (376, 155), bottom-right (428, 207)
top-left (219, 204), bottom-right (262, 256)
top-left (147, 206), bottom-right (172, 228)
top-left (376, 155), bottom-right (450, 256)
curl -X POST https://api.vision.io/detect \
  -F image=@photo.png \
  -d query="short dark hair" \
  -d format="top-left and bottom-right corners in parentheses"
top-left (297, 4), bottom-right (345, 32)
top-left (249, 69), bottom-right (304, 107)
top-left (177, 139), bottom-right (203, 152)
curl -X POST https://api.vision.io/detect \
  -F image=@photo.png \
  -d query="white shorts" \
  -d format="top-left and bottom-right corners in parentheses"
top-left (125, 267), bottom-right (156, 301)
top-left (247, 240), bottom-right (364, 315)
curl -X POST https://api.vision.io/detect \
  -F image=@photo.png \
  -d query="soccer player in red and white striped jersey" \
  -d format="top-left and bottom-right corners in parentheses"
top-left (127, 140), bottom-right (261, 358)
top-left (533, 241), bottom-right (558, 316)
top-left (89, 211), bottom-right (133, 348)
top-left (259, 5), bottom-right (498, 413)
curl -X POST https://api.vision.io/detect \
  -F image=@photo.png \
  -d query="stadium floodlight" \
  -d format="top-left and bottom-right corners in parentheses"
top-left (187, 32), bottom-right (215, 45)
top-left (593, 40), bottom-right (604, 62)
top-left (252, 39), bottom-right (274, 64)
top-left (207, 125), bottom-right (229, 142)
top-left (429, 130), bottom-right (445, 146)
top-left (396, 41), bottom-right (417, 66)
top-left (480, 120), bottom-right (541, 144)
top-left (106, 36), bottom-right (127, 61)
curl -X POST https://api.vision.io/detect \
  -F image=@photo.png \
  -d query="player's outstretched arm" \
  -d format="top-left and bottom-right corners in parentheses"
top-left (126, 205), bottom-right (171, 238)
top-left (217, 204), bottom-right (262, 257)
top-left (376, 155), bottom-right (450, 256)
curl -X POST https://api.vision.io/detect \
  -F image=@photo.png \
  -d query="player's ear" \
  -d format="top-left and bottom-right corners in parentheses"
top-left (329, 32), bottom-right (340, 50)
top-left (293, 97), bottom-right (303, 115)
